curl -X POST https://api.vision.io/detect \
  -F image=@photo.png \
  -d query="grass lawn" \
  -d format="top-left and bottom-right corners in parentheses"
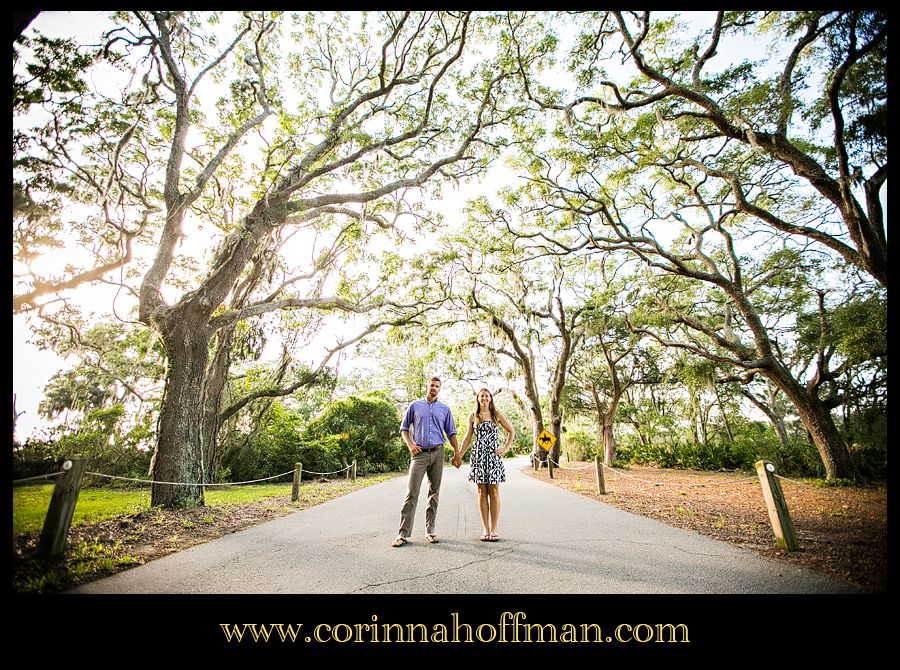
top-left (12, 480), bottom-right (322, 536)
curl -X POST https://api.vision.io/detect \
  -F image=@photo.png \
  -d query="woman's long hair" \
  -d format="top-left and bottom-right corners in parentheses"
top-left (473, 388), bottom-right (498, 424)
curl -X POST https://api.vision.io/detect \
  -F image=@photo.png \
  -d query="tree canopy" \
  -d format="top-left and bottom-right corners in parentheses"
top-left (14, 11), bottom-right (886, 495)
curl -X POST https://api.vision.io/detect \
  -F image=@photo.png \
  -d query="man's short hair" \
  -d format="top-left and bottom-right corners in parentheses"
top-left (428, 376), bottom-right (441, 384)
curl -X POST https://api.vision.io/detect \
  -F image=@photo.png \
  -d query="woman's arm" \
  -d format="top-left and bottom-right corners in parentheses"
top-left (458, 414), bottom-right (475, 457)
top-left (496, 410), bottom-right (515, 454)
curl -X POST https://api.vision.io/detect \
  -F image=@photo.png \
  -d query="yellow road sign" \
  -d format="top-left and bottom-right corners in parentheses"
top-left (536, 428), bottom-right (556, 451)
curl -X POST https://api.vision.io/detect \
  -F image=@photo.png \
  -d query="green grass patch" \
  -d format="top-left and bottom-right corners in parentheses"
top-left (14, 474), bottom-right (400, 536)
top-left (204, 482), bottom-right (295, 506)
top-left (13, 484), bottom-right (151, 535)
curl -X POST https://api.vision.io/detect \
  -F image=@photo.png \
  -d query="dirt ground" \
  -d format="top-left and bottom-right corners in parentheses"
top-left (525, 461), bottom-right (887, 592)
top-left (13, 465), bottom-right (888, 593)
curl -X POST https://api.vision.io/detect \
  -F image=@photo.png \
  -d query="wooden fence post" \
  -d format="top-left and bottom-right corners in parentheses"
top-left (595, 455), bottom-right (606, 495)
top-left (291, 462), bottom-right (302, 502)
top-left (37, 458), bottom-right (86, 558)
top-left (351, 459), bottom-right (357, 482)
top-left (754, 460), bottom-right (799, 551)
top-left (548, 456), bottom-right (554, 479)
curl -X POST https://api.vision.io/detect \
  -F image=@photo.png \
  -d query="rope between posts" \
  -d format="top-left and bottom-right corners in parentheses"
top-left (84, 469), bottom-right (296, 487)
top-left (775, 474), bottom-right (817, 486)
top-left (774, 473), bottom-right (856, 504)
top-left (12, 471), bottom-right (63, 484)
top-left (547, 459), bottom-right (594, 471)
top-left (548, 459), bottom-right (759, 488)
top-left (301, 464), bottom-right (353, 476)
top-left (21, 462), bottom-right (354, 489)
top-left (596, 462), bottom-right (759, 488)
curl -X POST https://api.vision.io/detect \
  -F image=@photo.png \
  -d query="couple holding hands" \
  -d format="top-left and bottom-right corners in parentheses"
top-left (391, 377), bottom-right (515, 547)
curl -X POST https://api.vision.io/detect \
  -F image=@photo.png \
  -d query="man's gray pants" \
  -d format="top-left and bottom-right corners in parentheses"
top-left (398, 449), bottom-right (444, 538)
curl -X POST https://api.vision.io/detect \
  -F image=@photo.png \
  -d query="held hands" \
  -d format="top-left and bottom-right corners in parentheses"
top-left (451, 452), bottom-right (462, 468)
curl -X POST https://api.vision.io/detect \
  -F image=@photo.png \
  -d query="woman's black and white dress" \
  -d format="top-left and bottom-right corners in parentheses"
top-left (468, 419), bottom-right (506, 484)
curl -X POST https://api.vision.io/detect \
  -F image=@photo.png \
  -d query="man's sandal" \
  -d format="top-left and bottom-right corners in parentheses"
top-left (424, 534), bottom-right (439, 544)
top-left (391, 536), bottom-right (408, 547)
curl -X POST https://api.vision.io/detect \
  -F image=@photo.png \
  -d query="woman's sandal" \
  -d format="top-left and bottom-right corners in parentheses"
top-left (480, 532), bottom-right (491, 541)
top-left (488, 533), bottom-right (499, 542)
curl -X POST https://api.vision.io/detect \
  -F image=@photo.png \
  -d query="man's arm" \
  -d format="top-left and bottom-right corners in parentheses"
top-left (401, 430), bottom-right (421, 455)
top-left (400, 404), bottom-right (421, 455)
top-left (445, 407), bottom-right (460, 465)
top-left (448, 432), bottom-right (460, 467)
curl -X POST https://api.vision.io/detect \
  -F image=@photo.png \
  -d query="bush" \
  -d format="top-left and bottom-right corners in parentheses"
top-left (218, 403), bottom-right (344, 482)
top-left (619, 435), bottom-right (761, 471)
top-left (759, 438), bottom-right (825, 478)
top-left (850, 441), bottom-right (887, 481)
top-left (843, 406), bottom-right (887, 480)
top-left (220, 394), bottom-right (408, 482)
top-left (12, 405), bottom-right (152, 483)
top-left (303, 393), bottom-right (405, 473)
top-left (12, 440), bottom-right (62, 480)
top-left (562, 428), bottom-right (599, 462)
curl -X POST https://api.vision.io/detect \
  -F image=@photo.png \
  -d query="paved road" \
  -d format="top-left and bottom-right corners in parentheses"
top-left (68, 456), bottom-right (861, 594)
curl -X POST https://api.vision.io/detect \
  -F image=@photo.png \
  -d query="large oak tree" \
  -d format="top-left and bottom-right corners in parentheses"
top-left (136, 11), bottom-right (535, 505)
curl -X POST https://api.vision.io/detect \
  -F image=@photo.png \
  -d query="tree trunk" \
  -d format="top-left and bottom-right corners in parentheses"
top-left (591, 381), bottom-right (621, 465)
top-left (522, 362), bottom-right (545, 463)
top-left (766, 365), bottom-right (858, 480)
top-left (715, 386), bottom-right (735, 443)
top-left (739, 383), bottom-right (796, 451)
top-left (151, 311), bottom-right (210, 506)
top-left (767, 382), bottom-right (790, 449)
top-left (601, 416), bottom-right (617, 465)
top-left (548, 415), bottom-right (562, 465)
top-left (689, 403), bottom-right (700, 446)
top-left (596, 420), bottom-right (604, 461)
top-left (699, 400), bottom-right (709, 446)
top-left (530, 412), bottom-right (547, 463)
top-left (773, 416), bottom-right (790, 450)
top-left (13, 393), bottom-right (21, 444)
top-left (200, 323), bottom-right (236, 478)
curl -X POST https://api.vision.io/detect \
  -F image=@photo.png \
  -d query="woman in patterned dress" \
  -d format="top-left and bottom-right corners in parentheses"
top-left (455, 388), bottom-right (515, 542)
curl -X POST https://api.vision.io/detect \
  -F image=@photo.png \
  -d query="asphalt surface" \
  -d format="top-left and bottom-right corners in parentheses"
top-left (68, 456), bottom-right (862, 594)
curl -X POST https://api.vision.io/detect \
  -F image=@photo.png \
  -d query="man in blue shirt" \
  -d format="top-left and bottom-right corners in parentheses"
top-left (392, 376), bottom-right (459, 547)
